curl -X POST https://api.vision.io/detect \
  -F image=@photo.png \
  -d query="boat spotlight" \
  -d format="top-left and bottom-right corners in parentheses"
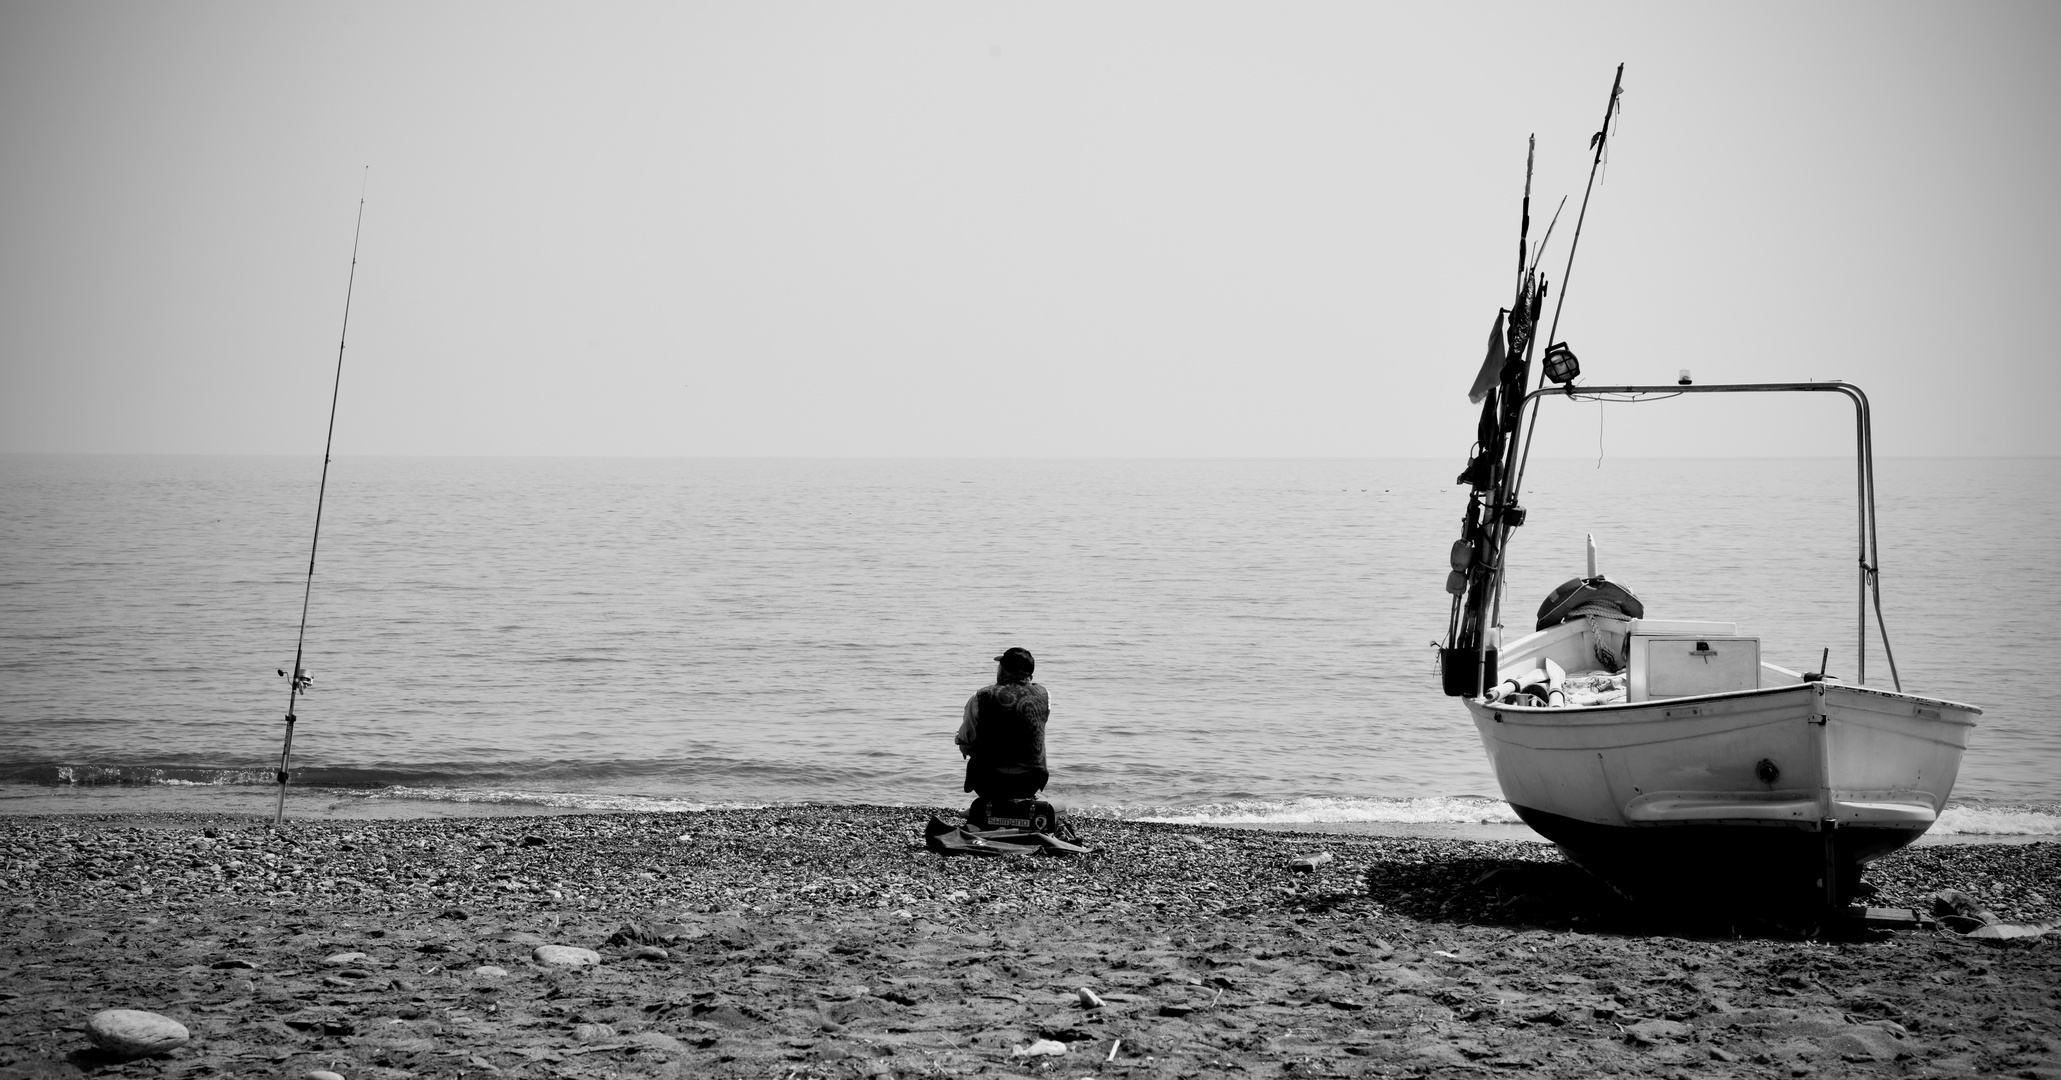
top-left (1543, 342), bottom-right (1580, 385)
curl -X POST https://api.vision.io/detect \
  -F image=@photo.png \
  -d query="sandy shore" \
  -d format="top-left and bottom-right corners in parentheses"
top-left (2, 807), bottom-right (2056, 1079)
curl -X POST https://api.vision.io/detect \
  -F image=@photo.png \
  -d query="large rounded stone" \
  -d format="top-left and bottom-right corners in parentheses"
top-left (86, 1010), bottom-right (189, 1059)
top-left (533, 945), bottom-right (601, 967)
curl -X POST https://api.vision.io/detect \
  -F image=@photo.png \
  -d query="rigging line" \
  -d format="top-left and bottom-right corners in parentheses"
top-left (1567, 390), bottom-right (1684, 403)
top-left (1603, 90), bottom-right (1624, 180)
top-left (1868, 564), bottom-right (1903, 692)
top-left (1595, 398), bottom-right (1604, 469)
top-left (273, 168), bottom-right (369, 830)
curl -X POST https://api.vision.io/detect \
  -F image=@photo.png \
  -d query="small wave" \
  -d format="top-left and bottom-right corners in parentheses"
top-left (1098, 797), bottom-right (2061, 833)
top-left (1097, 796), bottom-right (1525, 826)
top-left (368, 786), bottom-right (766, 814)
top-left (23, 764), bottom-right (277, 787)
top-left (7, 762), bottom-right (440, 788)
top-left (5, 754), bottom-right (928, 795)
top-left (1931, 804), bottom-right (2061, 837)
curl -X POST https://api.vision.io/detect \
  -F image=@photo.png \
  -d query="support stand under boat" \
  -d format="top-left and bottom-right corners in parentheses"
top-left (1821, 821), bottom-right (1840, 914)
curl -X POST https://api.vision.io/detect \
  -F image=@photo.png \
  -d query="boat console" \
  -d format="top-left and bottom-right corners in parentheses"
top-left (1624, 619), bottom-right (1760, 703)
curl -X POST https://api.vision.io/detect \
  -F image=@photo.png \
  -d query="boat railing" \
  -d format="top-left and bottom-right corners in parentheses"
top-left (1514, 380), bottom-right (1899, 692)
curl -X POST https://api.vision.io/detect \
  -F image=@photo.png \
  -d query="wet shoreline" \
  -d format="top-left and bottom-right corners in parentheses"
top-left (3, 785), bottom-right (2055, 847)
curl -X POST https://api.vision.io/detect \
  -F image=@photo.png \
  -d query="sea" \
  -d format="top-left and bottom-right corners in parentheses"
top-left (2, 454), bottom-right (2057, 842)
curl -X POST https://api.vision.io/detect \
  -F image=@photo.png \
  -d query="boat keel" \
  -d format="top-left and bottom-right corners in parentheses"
top-left (1510, 803), bottom-right (1920, 912)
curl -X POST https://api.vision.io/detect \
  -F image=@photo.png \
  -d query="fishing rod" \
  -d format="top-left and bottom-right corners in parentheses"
top-left (1543, 64), bottom-right (1622, 360)
top-left (1445, 141), bottom-right (1546, 692)
top-left (1442, 68), bottom-right (1621, 698)
top-left (271, 170), bottom-right (368, 829)
top-left (1445, 139), bottom-right (1536, 651)
top-left (1508, 63), bottom-right (1623, 504)
top-left (1484, 65), bottom-right (1623, 637)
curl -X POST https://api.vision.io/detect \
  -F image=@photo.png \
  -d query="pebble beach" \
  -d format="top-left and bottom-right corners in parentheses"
top-left (2, 807), bottom-right (2058, 1079)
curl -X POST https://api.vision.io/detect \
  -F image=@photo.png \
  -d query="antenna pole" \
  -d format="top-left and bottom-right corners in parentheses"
top-left (1544, 62), bottom-right (1622, 354)
top-left (272, 169), bottom-right (367, 829)
top-left (1511, 64), bottom-right (1623, 500)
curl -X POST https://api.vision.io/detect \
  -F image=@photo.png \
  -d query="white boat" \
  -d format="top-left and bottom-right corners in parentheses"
top-left (1464, 596), bottom-right (1980, 908)
top-left (1437, 68), bottom-right (1980, 911)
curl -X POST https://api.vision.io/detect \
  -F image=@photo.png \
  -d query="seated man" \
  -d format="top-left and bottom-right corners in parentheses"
top-left (955, 647), bottom-right (1050, 806)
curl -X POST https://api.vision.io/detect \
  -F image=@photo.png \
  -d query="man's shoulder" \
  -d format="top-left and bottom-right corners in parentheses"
top-left (977, 680), bottom-right (1048, 701)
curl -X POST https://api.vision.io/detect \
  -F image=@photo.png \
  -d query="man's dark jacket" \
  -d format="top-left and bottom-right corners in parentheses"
top-left (958, 675), bottom-right (1050, 798)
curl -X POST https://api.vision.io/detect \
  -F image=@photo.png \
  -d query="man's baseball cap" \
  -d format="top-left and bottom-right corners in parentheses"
top-left (994, 647), bottom-right (1035, 674)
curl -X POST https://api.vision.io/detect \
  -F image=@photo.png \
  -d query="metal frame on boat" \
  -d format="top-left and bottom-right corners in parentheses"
top-left (1516, 380), bottom-right (1895, 689)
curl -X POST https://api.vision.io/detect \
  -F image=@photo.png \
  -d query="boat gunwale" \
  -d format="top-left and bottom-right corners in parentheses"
top-left (1464, 680), bottom-right (1983, 720)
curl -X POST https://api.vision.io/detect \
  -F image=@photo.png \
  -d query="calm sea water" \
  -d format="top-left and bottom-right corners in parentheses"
top-left (2, 454), bottom-right (2056, 835)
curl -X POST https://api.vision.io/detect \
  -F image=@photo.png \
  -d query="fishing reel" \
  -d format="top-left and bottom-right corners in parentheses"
top-left (277, 667), bottom-right (313, 693)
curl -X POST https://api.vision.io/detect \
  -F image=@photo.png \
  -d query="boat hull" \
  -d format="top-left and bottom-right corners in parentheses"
top-left (1468, 680), bottom-right (1979, 907)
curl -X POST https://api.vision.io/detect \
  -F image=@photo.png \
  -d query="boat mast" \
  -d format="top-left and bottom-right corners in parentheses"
top-left (1441, 146), bottom-right (1546, 696)
top-left (1442, 67), bottom-right (1622, 699)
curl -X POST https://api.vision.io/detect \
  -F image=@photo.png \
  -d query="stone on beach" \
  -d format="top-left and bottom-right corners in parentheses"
top-left (85, 1009), bottom-right (189, 1059)
top-left (1013, 1039), bottom-right (1067, 1057)
top-left (1289, 852), bottom-right (1334, 873)
top-left (306, 1071), bottom-right (346, 1080)
top-left (1077, 987), bottom-right (1105, 1009)
top-left (533, 944), bottom-right (601, 967)
top-left (1966, 918), bottom-right (2059, 940)
top-left (1622, 1018), bottom-right (1691, 1045)
top-left (471, 965), bottom-right (509, 978)
top-left (1821, 1028), bottom-right (1906, 1062)
top-left (322, 951), bottom-right (368, 966)
top-left (629, 1030), bottom-right (690, 1055)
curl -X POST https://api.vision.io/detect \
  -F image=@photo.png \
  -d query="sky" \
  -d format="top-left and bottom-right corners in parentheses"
top-left (1, 1), bottom-right (2056, 458)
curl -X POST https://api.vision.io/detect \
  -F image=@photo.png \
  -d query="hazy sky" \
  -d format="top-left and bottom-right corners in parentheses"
top-left (2, 2), bottom-right (2055, 457)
